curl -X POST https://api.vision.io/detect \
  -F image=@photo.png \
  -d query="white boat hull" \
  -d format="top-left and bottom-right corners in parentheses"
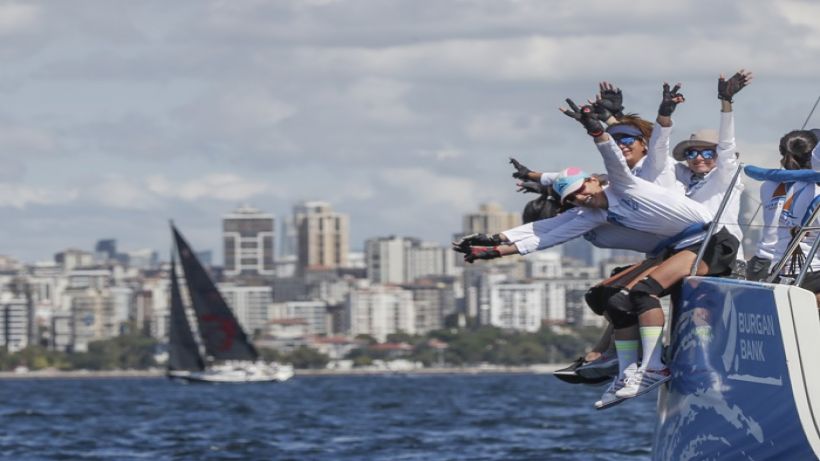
top-left (168, 361), bottom-right (294, 383)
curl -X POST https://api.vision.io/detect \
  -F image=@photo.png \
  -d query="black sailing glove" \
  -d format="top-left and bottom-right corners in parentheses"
top-left (658, 83), bottom-right (685, 117)
top-left (452, 233), bottom-right (503, 254)
top-left (593, 82), bottom-right (624, 121)
top-left (517, 180), bottom-right (544, 194)
top-left (509, 157), bottom-right (532, 180)
top-left (464, 246), bottom-right (502, 264)
top-left (718, 70), bottom-right (752, 103)
top-left (562, 99), bottom-right (605, 136)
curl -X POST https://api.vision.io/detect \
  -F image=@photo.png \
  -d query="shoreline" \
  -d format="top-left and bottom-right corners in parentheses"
top-left (0, 364), bottom-right (563, 380)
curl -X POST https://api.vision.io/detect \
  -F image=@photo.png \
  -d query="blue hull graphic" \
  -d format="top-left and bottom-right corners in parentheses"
top-left (653, 277), bottom-right (820, 460)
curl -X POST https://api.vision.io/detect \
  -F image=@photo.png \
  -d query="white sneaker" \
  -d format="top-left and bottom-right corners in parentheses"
top-left (615, 367), bottom-right (671, 399)
top-left (594, 363), bottom-right (637, 410)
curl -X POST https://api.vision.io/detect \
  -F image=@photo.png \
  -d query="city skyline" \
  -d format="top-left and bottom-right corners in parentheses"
top-left (0, 1), bottom-right (818, 260)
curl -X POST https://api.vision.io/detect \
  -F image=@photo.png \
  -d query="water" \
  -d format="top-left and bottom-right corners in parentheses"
top-left (0, 373), bottom-right (657, 460)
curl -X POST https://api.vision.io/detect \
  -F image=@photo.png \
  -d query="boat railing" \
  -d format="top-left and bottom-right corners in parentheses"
top-left (767, 220), bottom-right (820, 285)
top-left (689, 162), bottom-right (745, 276)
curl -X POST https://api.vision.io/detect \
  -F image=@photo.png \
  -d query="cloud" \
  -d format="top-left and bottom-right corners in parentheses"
top-left (0, 3), bottom-right (40, 34)
top-left (147, 173), bottom-right (270, 202)
top-left (0, 183), bottom-right (77, 208)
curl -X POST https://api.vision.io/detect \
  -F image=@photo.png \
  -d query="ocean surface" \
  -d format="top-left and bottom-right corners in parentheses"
top-left (0, 373), bottom-right (658, 461)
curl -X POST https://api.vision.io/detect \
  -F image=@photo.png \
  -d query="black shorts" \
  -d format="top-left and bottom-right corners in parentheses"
top-left (677, 227), bottom-right (739, 277)
top-left (585, 257), bottom-right (663, 315)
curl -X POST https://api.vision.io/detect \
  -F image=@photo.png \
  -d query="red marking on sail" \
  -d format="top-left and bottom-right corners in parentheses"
top-left (200, 314), bottom-right (237, 351)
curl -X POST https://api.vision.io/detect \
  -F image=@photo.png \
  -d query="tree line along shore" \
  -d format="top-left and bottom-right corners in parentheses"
top-left (0, 325), bottom-right (601, 373)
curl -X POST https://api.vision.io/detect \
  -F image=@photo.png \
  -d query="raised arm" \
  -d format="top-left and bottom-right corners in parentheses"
top-left (640, 83), bottom-right (684, 185)
top-left (713, 70), bottom-right (753, 184)
top-left (560, 98), bottom-right (637, 192)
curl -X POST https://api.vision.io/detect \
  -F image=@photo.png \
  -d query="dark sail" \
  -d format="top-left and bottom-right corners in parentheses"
top-left (168, 257), bottom-right (205, 372)
top-left (172, 225), bottom-right (259, 361)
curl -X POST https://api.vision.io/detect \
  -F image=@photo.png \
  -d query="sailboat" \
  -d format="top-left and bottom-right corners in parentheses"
top-left (167, 224), bottom-right (294, 383)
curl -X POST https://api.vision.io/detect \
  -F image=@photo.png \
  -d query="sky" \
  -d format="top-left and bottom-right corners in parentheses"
top-left (1, 0), bottom-right (820, 263)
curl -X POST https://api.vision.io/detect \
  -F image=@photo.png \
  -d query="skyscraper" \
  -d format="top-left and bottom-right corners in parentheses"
top-left (95, 239), bottom-right (116, 262)
top-left (223, 205), bottom-right (275, 277)
top-left (462, 202), bottom-right (521, 235)
top-left (295, 201), bottom-right (349, 273)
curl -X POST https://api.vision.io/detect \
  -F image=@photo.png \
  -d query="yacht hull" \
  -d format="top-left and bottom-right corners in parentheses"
top-left (653, 277), bottom-right (820, 460)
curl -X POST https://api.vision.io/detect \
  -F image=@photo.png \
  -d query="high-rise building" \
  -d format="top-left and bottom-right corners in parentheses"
top-left (54, 249), bottom-right (94, 272)
top-left (366, 237), bottom-right (457, 285)
top-left (269, 300), bottom-right (330, 336)
top-left (218, 284), bottom-right (273, 337)
top-left (344, 284), bottom-right (415, 342)
top-left (365, 236), bottom-right (414, 285)
top-left (488, 282), bottom-right (545, 332)
top-left (223, 205), bottom-right (275, 277)
top-left (95, 239), bottom-right (117, 262)
top-left (295, 201), bottom-right (349, 273)
top-left (0, 294), bottom-right (31, 352)
top-left (406, 242), bottom-right (458, 282)
top-left (462, 202), bottom-right (521, 236)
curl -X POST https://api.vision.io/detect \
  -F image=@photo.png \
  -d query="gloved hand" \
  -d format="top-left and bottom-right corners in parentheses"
top-left (509, 158), bottom-right (532, 180)
top-left (718, 69), bottom-right (753, 103)
top-left (658, 82), bottom-right (685, 117)
top-left (746, 256), bottom-right (771, 281)
top-left (452, 233), bottom-right (503, 254)
top-left (562, 99), bottom-right (605, 136)
top-left (516, 180), bottom-right (544, 194)
top-left (464, 246), bottom-right (501, 263)
top-left (592, 81), bottom-right (624, 121)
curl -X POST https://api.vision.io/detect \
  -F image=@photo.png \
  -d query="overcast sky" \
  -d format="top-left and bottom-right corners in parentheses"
top-left (1, 0), bottom-right (819, 262)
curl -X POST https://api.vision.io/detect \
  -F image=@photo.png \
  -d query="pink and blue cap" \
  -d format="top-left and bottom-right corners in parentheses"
top-left (554, 167), bottom-right (589, 203)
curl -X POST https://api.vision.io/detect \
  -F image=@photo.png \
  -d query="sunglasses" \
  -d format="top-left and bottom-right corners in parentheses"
top-left (684, 149), bottom-right (716, 160)
top-left (612, 134), bottom-right (641, 146)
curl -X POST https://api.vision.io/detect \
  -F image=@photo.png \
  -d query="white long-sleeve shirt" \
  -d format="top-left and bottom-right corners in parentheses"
top-left (637, 121), bottom-right (685, 193)
top-left (505, 138), bottom-right (713, 255)
top-left (754, 133), bottom-right (820, 272)
top-left (534, 128), bottom-right (683, 253)
top-left (672, 111), bottom-right (745, 258)
top-left (755, 180), bottom-right (820, 273)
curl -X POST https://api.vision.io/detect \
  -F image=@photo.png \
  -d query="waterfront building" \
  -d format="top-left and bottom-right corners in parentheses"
top-left (344, 284), bottom-right (415, 342)
top-left (0, 293), bottom-right (31, 352)
top-left (526, 251), bottom-right (563, 279)
top-left (365, 236), bottom-right (415, 285)
top-left (125, 249), bottom-right (159, 271)
top-left (406, 242), bottom-right (458, 281)
top-left (95, 239), bottom-right (117, 262)
top-left (367, 236), bottom-right (459, 285)
top-left (218, 284), bottom-right (273, 338)
top-left (402, 277), bottom-right (457, 335)
top-left (68, 287), bottom-right (118, 351)
top-left (462, 202), bottom-right (521, 236)
top-left (488, 282), bottom-right (545, 332)
top-left (223, 205), bottom-right (275, 277)
top-left (295, 201), bottom-right (350, 273)
top-left (269, 300), bottom-right (330, 336)
top-left (55, 249), bottom-right (94, 271)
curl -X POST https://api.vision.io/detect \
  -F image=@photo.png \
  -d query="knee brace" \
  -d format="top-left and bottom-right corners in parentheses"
top-left (608, 307), bottom-right (638, 329)
top-left (628, 277), bottom-right (664, 315)
top-left (584, 285), bottom-right (619, 315)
